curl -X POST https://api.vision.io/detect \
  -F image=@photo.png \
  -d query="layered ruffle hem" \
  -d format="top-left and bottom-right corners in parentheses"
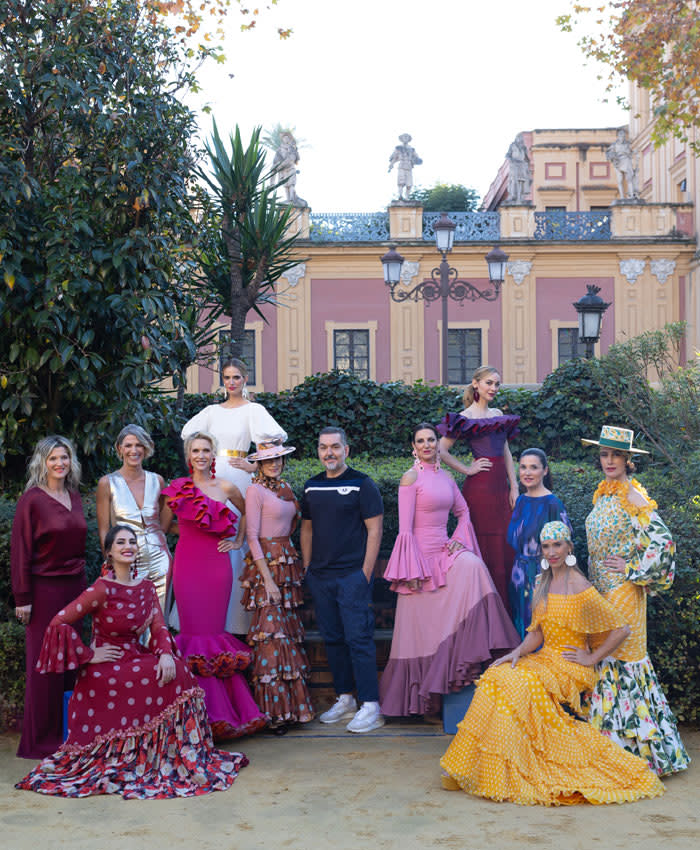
top-left (586, 655), bottom-right (690, 777)
top-left (440, 650), bottom-right (665, 806)
top-left (241, 537), bottom-right (313, 725)
top-left (16, 690), bottom-right (248, 799)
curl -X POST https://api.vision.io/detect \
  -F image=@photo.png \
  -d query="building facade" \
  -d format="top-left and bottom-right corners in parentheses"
top-left (186, 122), bottom-right (697, 395)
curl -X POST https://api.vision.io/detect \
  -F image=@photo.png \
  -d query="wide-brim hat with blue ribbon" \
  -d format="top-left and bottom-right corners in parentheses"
top-left (581, 425), bottom-right (649, 455)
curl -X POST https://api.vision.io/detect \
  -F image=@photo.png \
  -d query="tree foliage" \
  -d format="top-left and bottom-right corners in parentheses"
top-left (408, 183), bottom-right (479, 212)
top-left (0, 0), bottom-right (204, 473)
top-left (197, 123), bottom-right (303, 359)
top-left (558, 1), bottom-right (700, 151)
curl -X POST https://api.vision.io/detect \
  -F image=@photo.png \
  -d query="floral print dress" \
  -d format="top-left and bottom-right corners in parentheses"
top-left (585, 479), bottom-right (690, 776)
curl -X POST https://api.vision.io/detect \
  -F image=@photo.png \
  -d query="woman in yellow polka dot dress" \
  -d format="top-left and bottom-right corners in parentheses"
top-left (582, 426), bottom-right (689, 776)
top-left (440, 521), bottom-right (665, 805)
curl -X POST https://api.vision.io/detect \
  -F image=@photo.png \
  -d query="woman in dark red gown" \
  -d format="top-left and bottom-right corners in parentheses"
top-left (11, 435), bottom-right (87, 759)
top-left (16, 525), bottom-right (248, 799)
top-left (438, 366), bottom-right (520, 614)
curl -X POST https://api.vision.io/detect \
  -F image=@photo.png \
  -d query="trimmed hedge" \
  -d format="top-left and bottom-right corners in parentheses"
top-left (1, 456), bottom-right (698, 726)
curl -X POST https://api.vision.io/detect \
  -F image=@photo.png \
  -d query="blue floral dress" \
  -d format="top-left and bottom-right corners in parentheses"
top-left (507, 493), bottom-right (571, 638)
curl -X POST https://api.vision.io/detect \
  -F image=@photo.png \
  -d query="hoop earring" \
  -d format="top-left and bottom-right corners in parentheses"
top-left (473, 388), bottom-right (480, 402)
top-left (210, 457), bottom-right (216, 478)
top-left (565, 553), bottom-right (577, 567)
top-left (540, 558), bottom-right (549, 571)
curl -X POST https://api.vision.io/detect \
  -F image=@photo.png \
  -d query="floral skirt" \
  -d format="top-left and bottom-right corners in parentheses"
top-left (241, 537), bottom-right (313, 725)
top-left (586, 654), bottom-right (690, 777)
top-left (16, 688), bottom-right (248, 799)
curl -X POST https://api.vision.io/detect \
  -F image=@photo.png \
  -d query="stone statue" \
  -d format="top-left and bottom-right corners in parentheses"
top-left (606, 128), bottom-right (639, 200)
top-left (273, 131), bottom-right (306, 207)
top-left (388, 133), bottom-right (423, 201)
top-left (506, 133), bottom-right (532, 204)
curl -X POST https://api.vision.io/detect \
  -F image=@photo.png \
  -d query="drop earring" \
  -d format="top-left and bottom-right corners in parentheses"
top-left (188, 460), bottom-right (194, 475)
top-left (412, 448), bottom-right (423, 470)
top-left (473, 388), bottom-right (480, 402)
top-left (540, 558), bottom-right (549, 571)
top-left (210, 457), bottom-right (217, 478)
top-left (565, 553), bottom-right (577, 567)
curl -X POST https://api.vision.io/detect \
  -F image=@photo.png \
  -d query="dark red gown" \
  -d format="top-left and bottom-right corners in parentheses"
top-left (437, 413), bottom-right (520, 614)
top-left (16, 578), bottom-right (248, 799)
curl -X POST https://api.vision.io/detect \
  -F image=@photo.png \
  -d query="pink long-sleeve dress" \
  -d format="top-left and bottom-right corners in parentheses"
top-left (162, 478), bottom-right (267, 740)
top-left (15, 579), bottom-right (248, 799)
top-left (241, 481), bottom-right (313, 726)
top-left (379, 464), bottom-right (519, 716)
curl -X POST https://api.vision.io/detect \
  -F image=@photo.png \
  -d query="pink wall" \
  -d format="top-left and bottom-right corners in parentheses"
top-left (535, 277), bottom-right (615, 380)
top-left (310, 278), bottom-right (392, 382)
top-left (422, 280), bottom-right (503, 384)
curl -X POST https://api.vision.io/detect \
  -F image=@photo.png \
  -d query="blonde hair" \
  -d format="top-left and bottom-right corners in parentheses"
top-left (531, 542), bottom-right (586, 616)
top-left (26, 435), bottom-right (81, 492)
top-left (462, 364), bottom-right (501, 407)
top-left (221, 358), bottom-right (249, 381)
top-left (115, 424), bottom-right (155, 460)
top-left (183, 430), bottom-right (218, 463)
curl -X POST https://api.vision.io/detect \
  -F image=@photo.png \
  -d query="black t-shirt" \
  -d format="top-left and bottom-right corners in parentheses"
top-left (301, 466), bottom-right (383, 574)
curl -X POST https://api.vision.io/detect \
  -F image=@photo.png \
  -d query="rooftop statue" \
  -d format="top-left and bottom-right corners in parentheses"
top-left (388, 133), bottom-right (423, 201)
top-left (606, 128), bottom-right (640, 200)
top-left (506, 133), bottom-right (532, 204)
top-left (273, 131), bottom-right (307, 207)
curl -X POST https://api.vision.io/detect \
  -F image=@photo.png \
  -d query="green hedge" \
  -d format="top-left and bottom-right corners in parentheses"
top-left (1, 455), bottom-right (698, 726)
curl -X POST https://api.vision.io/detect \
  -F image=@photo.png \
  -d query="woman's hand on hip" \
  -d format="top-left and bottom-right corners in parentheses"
top-left (467, 458), bottom-right (492, 477)
top-left (218, 537), bottom-right (239, 553)
top-left (15, 604), bottom-right (32, 625)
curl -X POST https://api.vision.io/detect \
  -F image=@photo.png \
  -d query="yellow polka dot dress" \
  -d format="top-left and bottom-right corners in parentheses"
top-left (440, 588), bottom-right (665, 805)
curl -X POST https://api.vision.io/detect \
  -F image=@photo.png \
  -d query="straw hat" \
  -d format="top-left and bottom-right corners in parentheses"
top-left (581, 425), bottom-right (649, 455)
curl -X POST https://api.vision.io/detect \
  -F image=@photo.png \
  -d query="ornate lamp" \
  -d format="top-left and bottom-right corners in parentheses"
top-left (433, 213), bottom-right (456, 254)
top-left (573, 284), bottom-right (611, 358)
top-left (485, 246), bottom-right (509, 289)
top-left (380, 246), bottom-right (405, 286)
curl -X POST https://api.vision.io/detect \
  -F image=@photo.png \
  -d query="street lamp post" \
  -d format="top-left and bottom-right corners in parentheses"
top-left (381, 213), bottom-right (508, 384)
top-left (573, 284), bottom-right (611, 359)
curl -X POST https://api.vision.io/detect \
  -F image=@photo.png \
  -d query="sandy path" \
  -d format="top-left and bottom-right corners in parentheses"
top-left (1, 725), bottom-right (697, 850)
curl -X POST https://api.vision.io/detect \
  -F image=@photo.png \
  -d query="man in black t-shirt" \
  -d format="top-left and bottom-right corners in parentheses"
top-left (300, 427), bottom-right (385, 733)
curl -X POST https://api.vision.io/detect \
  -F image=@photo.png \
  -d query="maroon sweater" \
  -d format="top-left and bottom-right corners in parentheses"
top-left (11, 488), bottom-right (87, 606)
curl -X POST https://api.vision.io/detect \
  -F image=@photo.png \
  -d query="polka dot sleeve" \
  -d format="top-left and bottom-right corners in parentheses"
top-left (36, 582), bottom-right (108, 672)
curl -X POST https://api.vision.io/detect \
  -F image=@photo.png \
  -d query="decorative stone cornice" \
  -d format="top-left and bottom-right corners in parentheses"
top-left (400, 261), bottom-right (420, 286)
top-left (649, 258), bottom-right (676, 285)
top-left (506, 260), bottom-right (532, 285)
top-left (619, 258), bottom-right (646, 285)
top-left (283, 263), bottom-right (306, 287)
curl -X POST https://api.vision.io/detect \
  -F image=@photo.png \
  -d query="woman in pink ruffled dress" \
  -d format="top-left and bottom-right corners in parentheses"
top-left (162, 431), bottom-right (266, 741)
top-left (379, 424), bottom-right (519, 717)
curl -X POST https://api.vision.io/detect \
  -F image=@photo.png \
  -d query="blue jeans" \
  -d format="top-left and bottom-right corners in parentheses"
top-left (306, 569), bottom-right (379, 704)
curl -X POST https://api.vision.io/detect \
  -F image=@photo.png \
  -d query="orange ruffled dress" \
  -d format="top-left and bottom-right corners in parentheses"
top-left (440, 587), bottom-right (665, 805)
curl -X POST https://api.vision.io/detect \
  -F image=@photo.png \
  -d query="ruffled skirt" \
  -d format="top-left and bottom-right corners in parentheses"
top-left (380, 551), bottom-right (518, 716)
top-left (16, 688), bottom-right (247, 799)
top-left (440, 653), bottom-right (665, 806)
top-left (586, 655), bottom-right (690, 777)
top-left (241, 537), bottom-right (313, 725)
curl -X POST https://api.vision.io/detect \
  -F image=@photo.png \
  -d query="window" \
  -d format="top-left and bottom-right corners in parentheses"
top-left (333, 329), bottom-right (370, 379)
top-left (218, 329), bottom-right (256, 385)
top-left (545, 206), bottom-right (567, 212)
top-left (447, 328), bottom-right (482, 385)
top-left (557, 327), bottom-right (587, 364)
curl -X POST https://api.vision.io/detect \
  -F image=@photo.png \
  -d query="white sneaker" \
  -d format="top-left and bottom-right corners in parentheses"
top-left (319, 693), bottom-right (358, 724)
top-left (346, 701), bottom-right (385, 733)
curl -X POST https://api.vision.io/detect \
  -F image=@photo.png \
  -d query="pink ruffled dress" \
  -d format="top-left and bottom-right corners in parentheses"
top-left (163, 478), bottom-right (266, 740)
top-left (379, 465), bottom-right (519, 716)
top-left (16, 579), bottom-right (248, 799)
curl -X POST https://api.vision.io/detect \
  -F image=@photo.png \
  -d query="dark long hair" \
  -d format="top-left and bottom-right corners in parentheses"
top-left (519, 447), bottom-right (553, 490)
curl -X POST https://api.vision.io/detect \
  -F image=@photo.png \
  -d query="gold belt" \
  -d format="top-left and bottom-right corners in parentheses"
top-left (217, 450), bottom-right (248, 458)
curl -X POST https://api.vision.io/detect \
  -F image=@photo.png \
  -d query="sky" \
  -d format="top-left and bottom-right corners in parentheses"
top-left (189, 0), bottom-right (627, 212)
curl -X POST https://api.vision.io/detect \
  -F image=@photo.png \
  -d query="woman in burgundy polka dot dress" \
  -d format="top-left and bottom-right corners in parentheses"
top-left (16, 525), bottom-right (248, 799)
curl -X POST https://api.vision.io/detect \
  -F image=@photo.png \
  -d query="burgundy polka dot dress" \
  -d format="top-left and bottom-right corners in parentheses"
top-left (16, 579), bottom-right (248, 799)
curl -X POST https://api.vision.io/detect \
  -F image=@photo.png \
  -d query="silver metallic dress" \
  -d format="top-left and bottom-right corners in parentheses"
top-left (108, 471), bottom-right (171, 609)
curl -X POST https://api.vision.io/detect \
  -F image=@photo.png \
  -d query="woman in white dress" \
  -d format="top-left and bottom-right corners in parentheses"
top-left (180, 358), bottom-right (287, 634)
top-left (96, 424), bottom-right (171, 610)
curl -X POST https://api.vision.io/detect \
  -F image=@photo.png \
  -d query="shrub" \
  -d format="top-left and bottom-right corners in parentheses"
top-left (0, 620), bottom-right (25, 731)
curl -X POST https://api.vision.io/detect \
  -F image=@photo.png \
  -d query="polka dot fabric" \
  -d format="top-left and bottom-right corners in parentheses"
top-left (16, 578), bottom-right (248, 798)
top-left (440, 588), bottom-right (665, 805)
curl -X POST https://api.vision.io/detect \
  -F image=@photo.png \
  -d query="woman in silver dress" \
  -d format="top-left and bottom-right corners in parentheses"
top-left (96, 424), bottom-right (171, 609)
